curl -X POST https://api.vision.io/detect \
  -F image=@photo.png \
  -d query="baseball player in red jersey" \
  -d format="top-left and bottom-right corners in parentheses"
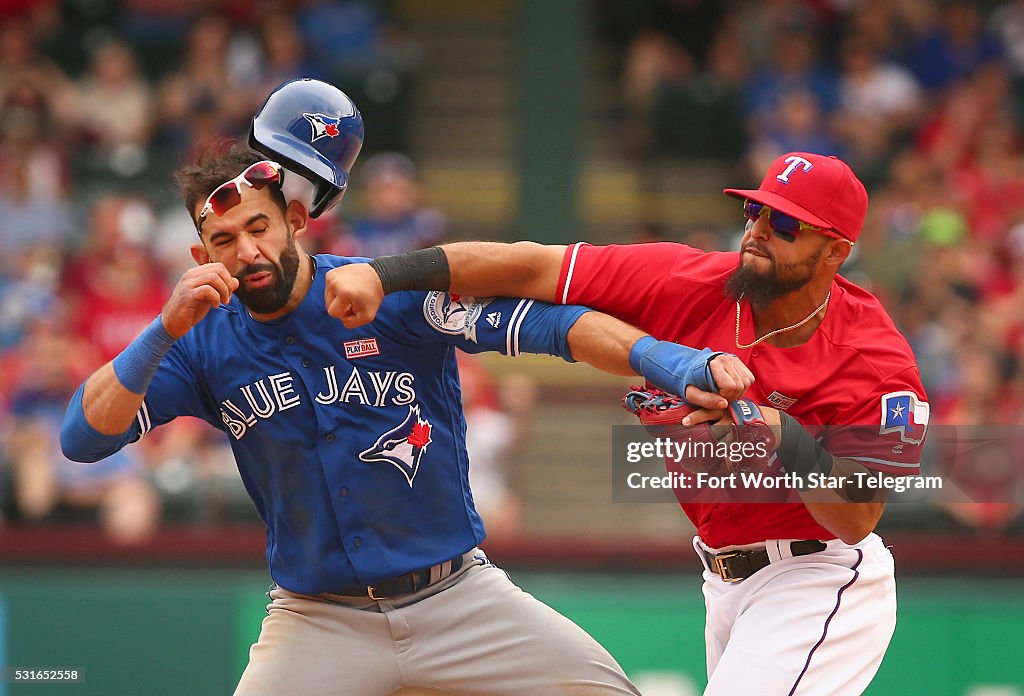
top-left (315, 151), bottom-right (930, 694)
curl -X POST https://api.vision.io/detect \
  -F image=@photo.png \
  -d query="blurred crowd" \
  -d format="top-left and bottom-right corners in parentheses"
top-left (0, 0), bottom-right (457, 542)
top-left (1, 0), bottom-right (1023, 544)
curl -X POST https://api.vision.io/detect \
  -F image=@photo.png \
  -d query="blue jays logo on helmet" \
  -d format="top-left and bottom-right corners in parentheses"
top-left (359, 405), bottom-right (433, 486)
top-left (249, 78), bottom-right (364, 219)
top-left (303, 112), bottom-right (341, 142)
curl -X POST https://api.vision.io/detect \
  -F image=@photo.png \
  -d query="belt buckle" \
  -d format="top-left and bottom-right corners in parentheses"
top-left (711, 551), bottom-right (744, 583)
top-left (367, 585), bottom-right (384, 601)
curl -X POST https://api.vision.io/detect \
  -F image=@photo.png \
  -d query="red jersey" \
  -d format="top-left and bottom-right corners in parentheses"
top-left (557, 242), bottom-right (929, 547)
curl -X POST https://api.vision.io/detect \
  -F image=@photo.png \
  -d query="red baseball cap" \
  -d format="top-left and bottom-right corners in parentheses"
top-left (723, 152), bottom-right (868, 242)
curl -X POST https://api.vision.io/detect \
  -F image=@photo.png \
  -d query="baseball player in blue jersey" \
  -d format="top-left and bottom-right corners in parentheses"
top-left (61, 79), bottom-right (753, 695)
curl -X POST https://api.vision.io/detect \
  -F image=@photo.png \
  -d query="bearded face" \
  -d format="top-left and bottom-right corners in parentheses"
top-left (725, 242), bottom-right (823, 308)
top-left (233, 232), bottom-right (301, 314)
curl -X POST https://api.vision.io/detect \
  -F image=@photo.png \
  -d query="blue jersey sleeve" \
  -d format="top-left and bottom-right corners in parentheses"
top-left (61, 340), bottom-right (223, 463)
top-left (398, 291), bottom-right (588, 361)
top-left (133, 340), bottom-right (224, 438)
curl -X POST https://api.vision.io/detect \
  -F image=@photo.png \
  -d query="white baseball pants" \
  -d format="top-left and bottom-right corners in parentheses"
top-left (695, 533), bottom-right (897, 696)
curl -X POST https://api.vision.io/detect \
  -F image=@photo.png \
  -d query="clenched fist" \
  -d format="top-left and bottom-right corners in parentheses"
top-left (708, 353), bottom-right (756, 401)
top-left (324, 263), bottom-right (385, 328)
top-left (162, 263), bottom-right (239, 338)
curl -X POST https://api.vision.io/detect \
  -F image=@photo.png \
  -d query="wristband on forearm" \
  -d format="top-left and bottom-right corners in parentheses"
top-left (775, 411), bottom-right (834, 479)
top-left (628, 335), bottom-right (660, 374)
top-left (112, 316), bottom-right (177, 394)
top-left (369, 247), bottom-right (451, 295)
top-left (628, 336), bottom-right (721, 396)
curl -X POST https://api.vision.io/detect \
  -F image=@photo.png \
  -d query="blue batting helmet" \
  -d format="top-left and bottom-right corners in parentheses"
top-left (249, 78), bottom-right (364, 218)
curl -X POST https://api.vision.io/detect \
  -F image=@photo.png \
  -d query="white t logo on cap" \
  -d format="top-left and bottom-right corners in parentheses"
top-left (777, 156), bottom-right (813, 183)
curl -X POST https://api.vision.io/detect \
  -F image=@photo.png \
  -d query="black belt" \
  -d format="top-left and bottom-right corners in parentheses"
top-left (332, 554), bottom-right (466, 600)
top-left (703, 540), bottom-right (827, 583)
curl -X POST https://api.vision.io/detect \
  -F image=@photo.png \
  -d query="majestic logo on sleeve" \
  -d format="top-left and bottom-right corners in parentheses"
top-left (422, 292), bottom-right (494, 343)
top-left (359, 405), bottom-right (433, 486)
top-left (879, 391), bottom-right (930, 445)
top-left (303, 112), bottom-right (341, 141)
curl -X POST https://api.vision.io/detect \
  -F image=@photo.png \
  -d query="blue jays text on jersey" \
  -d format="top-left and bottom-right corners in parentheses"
top-left (65, 255), bottom-right (587, 595)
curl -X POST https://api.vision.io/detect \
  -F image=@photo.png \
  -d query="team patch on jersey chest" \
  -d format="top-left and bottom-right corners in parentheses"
top-left (766, 391), bottom-right (798, 410)
top-left (344, 337), bottom-right (380, 359)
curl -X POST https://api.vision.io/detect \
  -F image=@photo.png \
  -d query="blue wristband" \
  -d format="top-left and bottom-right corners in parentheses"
top-left (112, 316), bottom-right (177, 394)
top-left (630, 337), bottom-right (726, 398)
top-left (628, 335), bottom-right (659, 374)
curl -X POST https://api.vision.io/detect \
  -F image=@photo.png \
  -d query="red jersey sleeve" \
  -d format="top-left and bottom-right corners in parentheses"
top-left (823, 366), bottom-right (929, 476)
top-left (556, 242), bottom-right (735, 331)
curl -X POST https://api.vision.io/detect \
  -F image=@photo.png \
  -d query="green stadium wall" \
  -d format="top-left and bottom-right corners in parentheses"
top-left (0, 569), bottom-right (1021, 695)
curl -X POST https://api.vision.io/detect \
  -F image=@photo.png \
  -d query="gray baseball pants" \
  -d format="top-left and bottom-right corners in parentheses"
top-left (234, 549), bottom-right (640, 695)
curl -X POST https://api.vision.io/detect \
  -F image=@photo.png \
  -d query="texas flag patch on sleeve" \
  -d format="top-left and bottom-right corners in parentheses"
top-left (879, 391), bottom-right (930, 445)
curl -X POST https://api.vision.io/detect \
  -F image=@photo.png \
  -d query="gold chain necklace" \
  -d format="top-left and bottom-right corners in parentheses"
top-left (735, 290), bottom-right (830, 350)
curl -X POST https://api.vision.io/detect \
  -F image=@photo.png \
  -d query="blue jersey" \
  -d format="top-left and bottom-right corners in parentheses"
top-left (119, 255), bottom-right (586, 594)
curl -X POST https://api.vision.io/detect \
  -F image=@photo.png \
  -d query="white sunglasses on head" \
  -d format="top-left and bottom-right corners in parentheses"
top-left (199, 160), bottom-right (284, 220)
